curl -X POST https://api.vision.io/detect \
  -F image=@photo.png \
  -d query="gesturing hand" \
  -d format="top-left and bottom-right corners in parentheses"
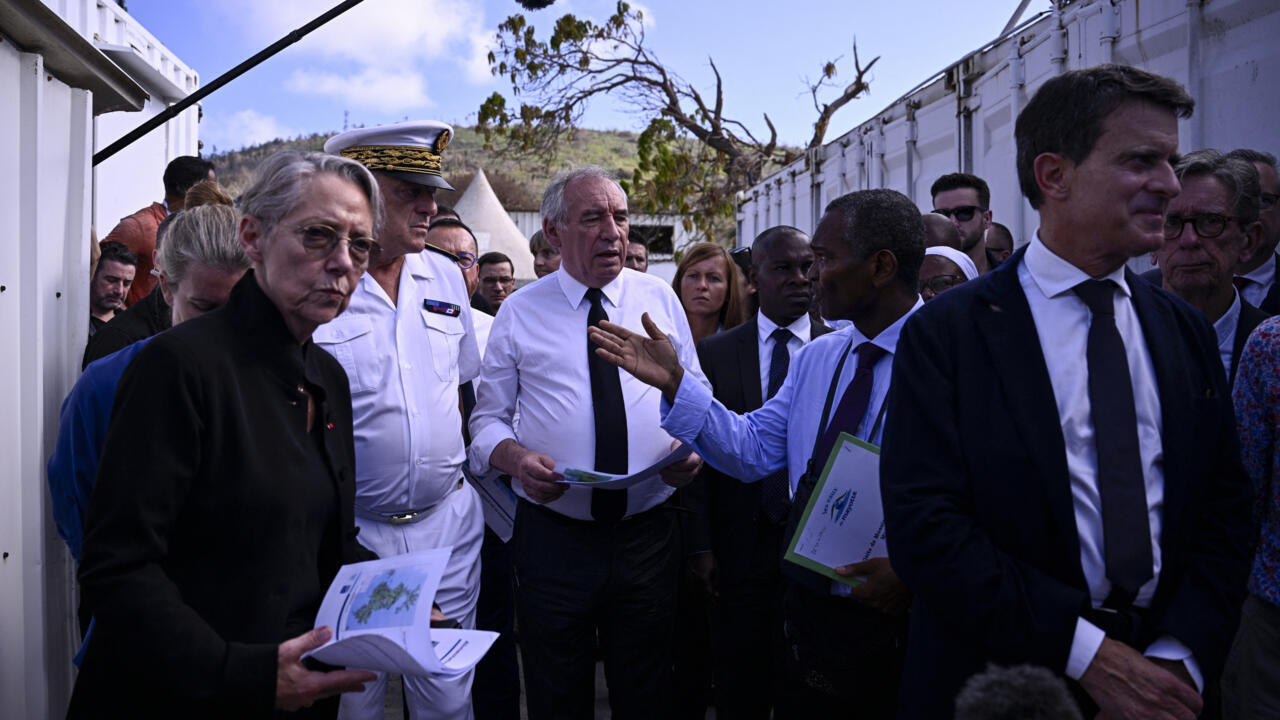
top-left (276, 626), bottom-right (376, 711)
top-left (588, 312), bottom-right (685, 401)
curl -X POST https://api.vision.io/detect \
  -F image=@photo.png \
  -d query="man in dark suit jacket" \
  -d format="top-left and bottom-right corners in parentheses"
top-left (681, 226), bottom-right (830, 718)
top-left (1148, 149), bottom-right (1271, 388)
top-left (882, 65), bottom-right (1253, 720)
top-left (1227, 149), bottom-right (1280, 314)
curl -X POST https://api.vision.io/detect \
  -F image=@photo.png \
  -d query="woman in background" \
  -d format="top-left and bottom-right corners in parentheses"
top-left (673, 241), bottom-right (747, 344)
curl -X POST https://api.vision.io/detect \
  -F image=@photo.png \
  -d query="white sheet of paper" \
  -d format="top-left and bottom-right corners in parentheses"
top-left (304, 547), bottom-right (499, 677)
top-left (464, 468), bottom-right (518, 542)
top-left (786, 434), bottom-right (888, 584)
top-left (554, 444), bottom-right (694, 489)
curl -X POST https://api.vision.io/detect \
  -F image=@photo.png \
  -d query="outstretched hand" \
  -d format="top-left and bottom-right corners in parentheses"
top-left (588, 312), bottom-right (685, 401)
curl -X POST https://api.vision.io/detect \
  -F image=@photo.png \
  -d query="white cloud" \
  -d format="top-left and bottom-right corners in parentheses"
top-left (203, 109), bottom-right (297, 152)
top-left (285, 67), bottom-right (431, 114)
top-left (214, 0), bottom-right (496, 104)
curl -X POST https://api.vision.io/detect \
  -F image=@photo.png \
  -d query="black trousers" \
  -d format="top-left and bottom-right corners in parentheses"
top-left (513, 499), bottom-right (679, 720)
top-left (473, 526), bottom-right (521, 720)
top-left (709, 518), bottom-right (793, 720)
top-left (782, 580), bottom-right (908, 719)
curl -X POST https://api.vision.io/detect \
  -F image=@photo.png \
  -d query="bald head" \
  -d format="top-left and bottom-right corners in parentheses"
top-left (923, 213), bottom-right (963, 249)
top-left (751, 225), bottom-right (809, 267)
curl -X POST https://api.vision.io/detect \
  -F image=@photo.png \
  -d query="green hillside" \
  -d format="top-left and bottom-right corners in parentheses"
top-left (208, 126), bottom-right (643, 212)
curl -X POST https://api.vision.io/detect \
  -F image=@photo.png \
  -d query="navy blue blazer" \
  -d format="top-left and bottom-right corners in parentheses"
top-left (881, 246), bottom-right (1253, 718)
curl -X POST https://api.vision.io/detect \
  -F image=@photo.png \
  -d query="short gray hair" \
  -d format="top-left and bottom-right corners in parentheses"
top-left (541, 166), bottom-right (626, 227)
top-left (1226, 148), bottom-right (1278, 170)
top-left (1175, 149), bottom-right (1262, 225)
top-left (156, 204), bottom-right (251, 288)
top-left (239, 150), bottom-right (383, 237)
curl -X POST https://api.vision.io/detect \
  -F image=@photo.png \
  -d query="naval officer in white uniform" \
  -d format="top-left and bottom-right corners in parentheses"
top-left (316, 121), bottom-right (483, 720)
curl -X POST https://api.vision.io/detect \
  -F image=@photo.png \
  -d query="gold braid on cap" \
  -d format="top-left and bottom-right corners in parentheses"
top-left (339, 144), bottom-right (443, 177)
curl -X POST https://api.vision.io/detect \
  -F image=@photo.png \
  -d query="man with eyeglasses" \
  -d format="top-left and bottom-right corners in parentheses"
top-left (1227, 149), bottom-right (1280, 314)
top-left (478, 252), bottom-right (517, 311)
top-left (317, 121), bottom-right (485, 720)
top-left (1150, 149), bottom-right (1268, 385)
top-left (931, 172), bottom-right (996, 275)
top-left (429, 218), bottom-right (492, 353)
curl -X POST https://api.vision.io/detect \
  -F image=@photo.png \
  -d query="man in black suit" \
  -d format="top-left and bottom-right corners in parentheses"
top-left (681, 226), bottom-right (829, 718)
top-left (1151, 149), bottom-right (1270, 387)
top-left (882, 65), bottom-right (1253, 719)
top-left (1229, 149), bottom-right (1280, 313)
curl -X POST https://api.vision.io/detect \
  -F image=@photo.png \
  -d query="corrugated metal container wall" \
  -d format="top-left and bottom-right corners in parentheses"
top-left (0, 38), bottom-right (94, 720)
top-left (736, 0), bottom-right (1280, 275)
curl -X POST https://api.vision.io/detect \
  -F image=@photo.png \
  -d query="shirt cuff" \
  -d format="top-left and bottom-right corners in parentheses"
top-left (1065, 616), bottom-right (1106, 680)
top-left (468, 421), bottom-right (516, 476)
top-left (660, 373), bottom-right (715, 441)
top-left (1145, 636), bottom-right (1203, 693)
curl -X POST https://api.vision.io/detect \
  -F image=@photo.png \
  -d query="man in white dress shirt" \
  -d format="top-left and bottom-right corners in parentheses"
top-left (1229, 149), bottom-right (1280, 314)
top-left (428, 218), bottom-right (493, 354)
top-left (468, 166), bottom-right (704, 719)
top-left (1151, 149), bottom-right (1268, 386)
top-left (879, 65), bottom-right (1252, 719)
top-left (587, 190), bottom-right (925, 717)
top-left (316, 121), bottom-right (484, 720)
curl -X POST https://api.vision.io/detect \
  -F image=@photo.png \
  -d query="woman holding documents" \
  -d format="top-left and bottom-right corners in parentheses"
top-left (69, 151), bottom-right (382, 718)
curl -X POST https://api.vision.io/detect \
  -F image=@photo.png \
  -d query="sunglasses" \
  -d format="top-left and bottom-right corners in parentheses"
top-left (932, 205), bottom-right (986, 222)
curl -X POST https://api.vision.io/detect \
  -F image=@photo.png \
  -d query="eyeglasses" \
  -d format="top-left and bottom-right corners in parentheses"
top-left (1162, 213), bottom-right (1241, 240)
top-left (455, 251), bottom-right (477, 270)
top-left (932, 205), bottom-right (985, 222)
top-left (1262, 193), bottom-right (1278, 210)
top-left (294, 225), bottom-right (380, 266)
top-left (919, 274), bottom-right (964, 294)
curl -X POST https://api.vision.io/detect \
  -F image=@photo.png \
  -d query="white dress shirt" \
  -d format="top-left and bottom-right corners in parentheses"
top-left (314, 251), bottom-right (481, 516)
top-left (472, 309), bottom-right (494, 361)
top-left (1020, 236), bottom-right (1200, 689)
top-left (468, 268), bottom-right (708, 520)
top-left (756, 310), bottom-right (813, 402)
top-left (1212, 290), bottom-right (1242, 381)
top-left (1236, 252), bottom-right (1276, 308)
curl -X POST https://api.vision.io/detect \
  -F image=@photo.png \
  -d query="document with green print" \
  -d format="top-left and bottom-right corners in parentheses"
top-left (784, 432), bottom-right (889, 588)
top-left (304, 547), bottom-right (498, 677)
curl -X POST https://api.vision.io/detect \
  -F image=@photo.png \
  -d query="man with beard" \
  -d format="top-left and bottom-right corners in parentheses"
top-left (88, 241), bottom-right (137, 337)
top-left (932, 172), bottom-right (995, 275)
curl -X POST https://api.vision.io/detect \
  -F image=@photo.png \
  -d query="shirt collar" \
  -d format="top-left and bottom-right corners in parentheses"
top-left (1213, 289), bottom-right (1242, 349)
top-left (842, 296), bottom-right (925, 357)
top-left (557, 267), bottom-right (624, 310)
top-left (757, 310), bottom-right (812, 346)
top-left (405, 251), bottom-right (436, 281)
top-left (1025, 231), bottom-right (1132, 300)
top-left (1240, 252), bottom-right (1277, 286)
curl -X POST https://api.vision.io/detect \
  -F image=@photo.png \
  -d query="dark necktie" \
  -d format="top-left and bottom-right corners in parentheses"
top-left (760, 328), bottom-right (795, 522)
top-left (783, 341), bottom-right (887, 592)
top-left (586, 288), bottom-right (628, 522)
top-left (1073, 279), bottom-right (1153, 606)
top-left (1233, 276), bottom-right (1253, 292)
top-left (810, 342), bottom-right (887, 472)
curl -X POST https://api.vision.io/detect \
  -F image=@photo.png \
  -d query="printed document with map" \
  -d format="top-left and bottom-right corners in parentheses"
top-left (303, 547), bottom-right (498, 677)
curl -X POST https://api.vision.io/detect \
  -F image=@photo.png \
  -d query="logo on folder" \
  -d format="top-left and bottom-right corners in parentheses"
top-left (829, 489), bottom-right (853, 522)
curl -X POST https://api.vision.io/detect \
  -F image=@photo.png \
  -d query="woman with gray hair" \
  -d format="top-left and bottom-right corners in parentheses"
top-left (69, 151), bottom-right (383, 718)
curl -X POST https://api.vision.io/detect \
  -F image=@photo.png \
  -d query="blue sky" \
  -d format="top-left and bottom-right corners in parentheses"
top-left (124, 0), bottom-right (1051, 154)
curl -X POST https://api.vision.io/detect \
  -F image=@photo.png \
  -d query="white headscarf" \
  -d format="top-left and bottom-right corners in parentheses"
top-left (924, 246), bottom-right (980, 281)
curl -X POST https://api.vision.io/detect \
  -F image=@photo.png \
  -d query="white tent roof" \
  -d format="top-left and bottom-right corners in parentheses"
top-left (453, 168), bottom-right (536, 280)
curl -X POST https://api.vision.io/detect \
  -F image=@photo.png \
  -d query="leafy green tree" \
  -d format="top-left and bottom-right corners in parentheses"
top-left (479, 2), bottom-right (877, 243)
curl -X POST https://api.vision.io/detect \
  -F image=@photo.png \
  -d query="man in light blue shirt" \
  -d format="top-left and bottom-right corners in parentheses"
top-left (589, 188), bottom-right (925, 717)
